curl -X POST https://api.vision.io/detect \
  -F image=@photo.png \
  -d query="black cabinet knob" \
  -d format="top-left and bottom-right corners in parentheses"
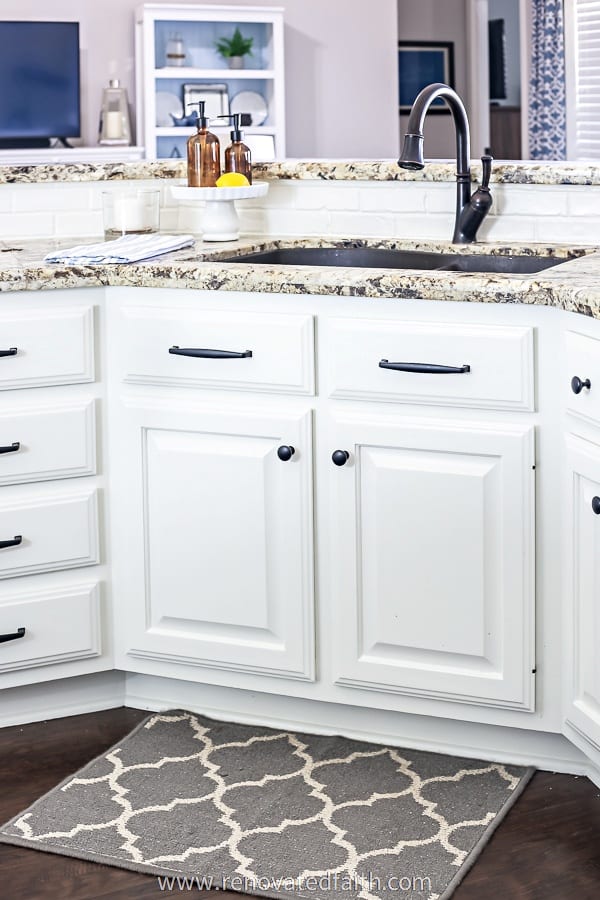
top-left (592, 497), bottom-right (600, 515)
top-left (332, 450), bottom-right (350, 467)
top-left (571, 376), bottom-right (591, 395)
top-left (277, 445), bottom-right (295, 462)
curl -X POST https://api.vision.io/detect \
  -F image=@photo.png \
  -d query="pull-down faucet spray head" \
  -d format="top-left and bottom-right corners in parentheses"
top-left (398, 133), bottom-right (425, 170)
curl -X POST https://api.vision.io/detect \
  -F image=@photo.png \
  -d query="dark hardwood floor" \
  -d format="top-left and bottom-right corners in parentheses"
top-left (0, 708), bottom-right (599, 899)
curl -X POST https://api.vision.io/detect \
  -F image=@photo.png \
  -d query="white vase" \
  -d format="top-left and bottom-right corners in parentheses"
top-left (228, 56), bottom-right (245, 69)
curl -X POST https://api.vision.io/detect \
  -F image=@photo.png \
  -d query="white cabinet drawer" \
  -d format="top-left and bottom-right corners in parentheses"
top-left (119, 306), bottom-right (314, 395)
top-left (0, 581), bottom-right (101, 673)
top-left (566, 330), bottom-right (600, 426)
top-left (0, 397), bottom-right (96, 486)
top-left (0, 484), bottom-right (99, 579)
top-left (0, 306), bottom-right (94, 390)
top-left (324, 318), bottom-right (534, 411)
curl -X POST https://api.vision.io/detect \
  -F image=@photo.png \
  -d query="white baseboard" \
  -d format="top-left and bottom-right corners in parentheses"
top-left (2, 670), bottom-right (597, 786)
top-left (0, 671), bottom-right (125, 728)
top-left (125, 673), bottom-right (590, 777)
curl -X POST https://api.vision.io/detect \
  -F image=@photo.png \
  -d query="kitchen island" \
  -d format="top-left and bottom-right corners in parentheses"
top-left (2, 159), bottom-right (600, 792)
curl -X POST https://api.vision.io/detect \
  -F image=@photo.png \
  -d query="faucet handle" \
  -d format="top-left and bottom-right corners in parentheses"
top-left (480, 155), bottom-right (493, 190)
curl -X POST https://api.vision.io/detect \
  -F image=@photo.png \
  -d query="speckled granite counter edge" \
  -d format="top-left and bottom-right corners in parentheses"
top-left (2, 235), bottom-right (600, 322)
top-left (3, 159), bottom-right (600, 186)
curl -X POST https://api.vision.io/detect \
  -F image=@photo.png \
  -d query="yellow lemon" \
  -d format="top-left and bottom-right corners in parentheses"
top-left (216, 172), bottom-right (250, 187)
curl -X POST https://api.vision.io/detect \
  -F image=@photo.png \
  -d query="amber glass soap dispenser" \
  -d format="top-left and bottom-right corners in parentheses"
top-left (221, 113), bottom-right (252, 184)
top-left (186, 102), bottom-right (221, 187)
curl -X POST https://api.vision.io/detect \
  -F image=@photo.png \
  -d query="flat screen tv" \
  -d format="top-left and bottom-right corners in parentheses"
top-left (0, 21), bottom-right (80, 148)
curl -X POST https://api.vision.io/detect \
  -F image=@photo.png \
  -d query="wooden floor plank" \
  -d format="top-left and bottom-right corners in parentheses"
top-left (0, 708), bottom-right (599, 899)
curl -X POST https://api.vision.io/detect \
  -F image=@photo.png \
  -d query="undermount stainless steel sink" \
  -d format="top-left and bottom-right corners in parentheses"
top-left (222, 246), bottom-right (568, 275)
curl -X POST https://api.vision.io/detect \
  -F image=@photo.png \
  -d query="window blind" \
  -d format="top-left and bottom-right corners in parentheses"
top-left (569, 0), bottom-right (600, 158)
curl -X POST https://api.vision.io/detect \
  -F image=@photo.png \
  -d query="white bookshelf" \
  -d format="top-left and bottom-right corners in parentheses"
top-left (135, 3), bottom-right (286, 161)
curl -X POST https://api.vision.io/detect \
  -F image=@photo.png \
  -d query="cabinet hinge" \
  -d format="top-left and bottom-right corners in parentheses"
top-left (531, 667), bottom-right (537, 674)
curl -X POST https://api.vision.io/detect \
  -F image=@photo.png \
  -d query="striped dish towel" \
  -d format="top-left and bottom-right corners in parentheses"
top-left (44, 233), bottom-right (195, 264)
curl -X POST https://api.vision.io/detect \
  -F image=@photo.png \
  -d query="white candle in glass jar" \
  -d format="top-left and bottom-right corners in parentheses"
top-left (104, 110), bottom-right (123, 140)
top-left (114, 195), bottom-right (144, 232)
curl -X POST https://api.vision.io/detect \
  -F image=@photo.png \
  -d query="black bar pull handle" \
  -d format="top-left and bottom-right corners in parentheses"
top-left (0, 626), bottom-right (25, 644)
top-left (0, 442), bottom-right (20, 454)
top-left (0, 348), bottom-right (17, 358)
top-left (0, 535), bottom-right (22, 549)
top-left (379, 360), bottom-right (471, 374)
top-left (169, 346), bottom-right (252, 359)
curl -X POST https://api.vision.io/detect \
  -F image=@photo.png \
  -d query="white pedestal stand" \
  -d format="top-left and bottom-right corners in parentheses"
top-left (171, 182), bottom-right (269, 241)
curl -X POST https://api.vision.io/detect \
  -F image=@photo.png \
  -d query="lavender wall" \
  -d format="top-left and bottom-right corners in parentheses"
top-left (1, 0), bottom-right (399, 158)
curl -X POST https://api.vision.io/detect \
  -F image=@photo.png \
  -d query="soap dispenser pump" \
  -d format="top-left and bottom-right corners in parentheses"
top-left (186, 102), bottom-right (221, 187)
top-left (218, 114), bottom-right (252, 184)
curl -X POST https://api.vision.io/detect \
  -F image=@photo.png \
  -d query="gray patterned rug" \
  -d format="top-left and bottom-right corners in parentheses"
top-left (0, 710), bottom-right (533, 899)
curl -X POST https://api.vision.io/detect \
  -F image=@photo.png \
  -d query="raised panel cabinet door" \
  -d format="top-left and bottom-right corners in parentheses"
top-left (327, 412), bottom-right (535, 710)
top-left (564, 435), bottom-right (600, 756)
top-left (113, 399), bottom-right (314, 680)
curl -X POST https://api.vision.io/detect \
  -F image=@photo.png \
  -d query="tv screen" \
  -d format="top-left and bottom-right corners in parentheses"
top-left (0, 21), bottom-right (80, 146)
top-left (488, 19), bottom-right (507, 102)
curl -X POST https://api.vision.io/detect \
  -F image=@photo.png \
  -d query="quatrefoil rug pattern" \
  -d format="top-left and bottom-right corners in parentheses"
top-left (0, 711), bottom-right (533, 900)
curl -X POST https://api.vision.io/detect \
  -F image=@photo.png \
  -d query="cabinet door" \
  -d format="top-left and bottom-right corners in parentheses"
top-left (327, 412), bottom-right (535, 710)
top-left (564, 435), bottom-right (600, 756)
top-left (112, 398), bottom-right (314, 681)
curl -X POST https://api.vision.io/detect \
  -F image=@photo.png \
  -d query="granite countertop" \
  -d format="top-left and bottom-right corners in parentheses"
top-left (2, 235), bottom-right (600, 319)
top-left (3, 159), bottom-right (600, 186)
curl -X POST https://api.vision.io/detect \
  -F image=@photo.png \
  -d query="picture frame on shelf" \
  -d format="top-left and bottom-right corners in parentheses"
top-left (398, 41), bottom-right (455, 114)
top-left (182, 82), bottom-right (230, 120)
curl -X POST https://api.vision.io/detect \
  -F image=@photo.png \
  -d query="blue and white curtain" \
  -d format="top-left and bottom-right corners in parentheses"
top-left (529, 0), bottom-right (567, 159)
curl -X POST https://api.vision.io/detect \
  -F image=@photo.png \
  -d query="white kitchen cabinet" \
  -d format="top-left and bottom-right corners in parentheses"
top-left (564, 433), bottom-right (600, 759)
top-left (135, 4), bottom-right (285, 160)
top-left (106, 290), bottom-right (539, 722)
top-left (111, 396), bottom-right (314, 680)
top-left (326, 411), bottom-right (536, 710)
top-left (0, 291), bottom-right (110, 691)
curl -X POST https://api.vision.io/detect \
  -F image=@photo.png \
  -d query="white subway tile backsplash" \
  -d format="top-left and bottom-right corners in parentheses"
top-left (329, 211), bottom-right (396, 238)
top-left (297, 185), bottom-right (360, 211)
top-left (12, 184), bottom-right (93, 213)
top-left (492, 185), bottom-right (569, 217)
top-left (53, 211), bottom-right (103, 238)
top-left (565, 191), bottom-right (600, 217)
top-left (359, 183), bottom-right (426, 213)
top-left (177, 204), bottom-right (205, 234)
top-left (478, 215), bottom-right (537, 242)
top-left (394, 214), bottom-right (455, 241)
top-left (423, 184), bottom-right (459, 214)
top-left (249, 181), bottom-right (299, 209)
top-left (1, 176), bottom-right (600, 243)
top-left (157, 208), bottom-right (180, 231)
top-left (0, 211), bottom-right (55, 238)
top-left (265, 208), bottom-right (332, 235)
top-left (534, 216), bottom-right (600, 244)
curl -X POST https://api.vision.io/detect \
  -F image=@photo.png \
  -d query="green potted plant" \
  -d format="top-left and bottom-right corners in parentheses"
top-left (215, 27), bottom-right (254, 69)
